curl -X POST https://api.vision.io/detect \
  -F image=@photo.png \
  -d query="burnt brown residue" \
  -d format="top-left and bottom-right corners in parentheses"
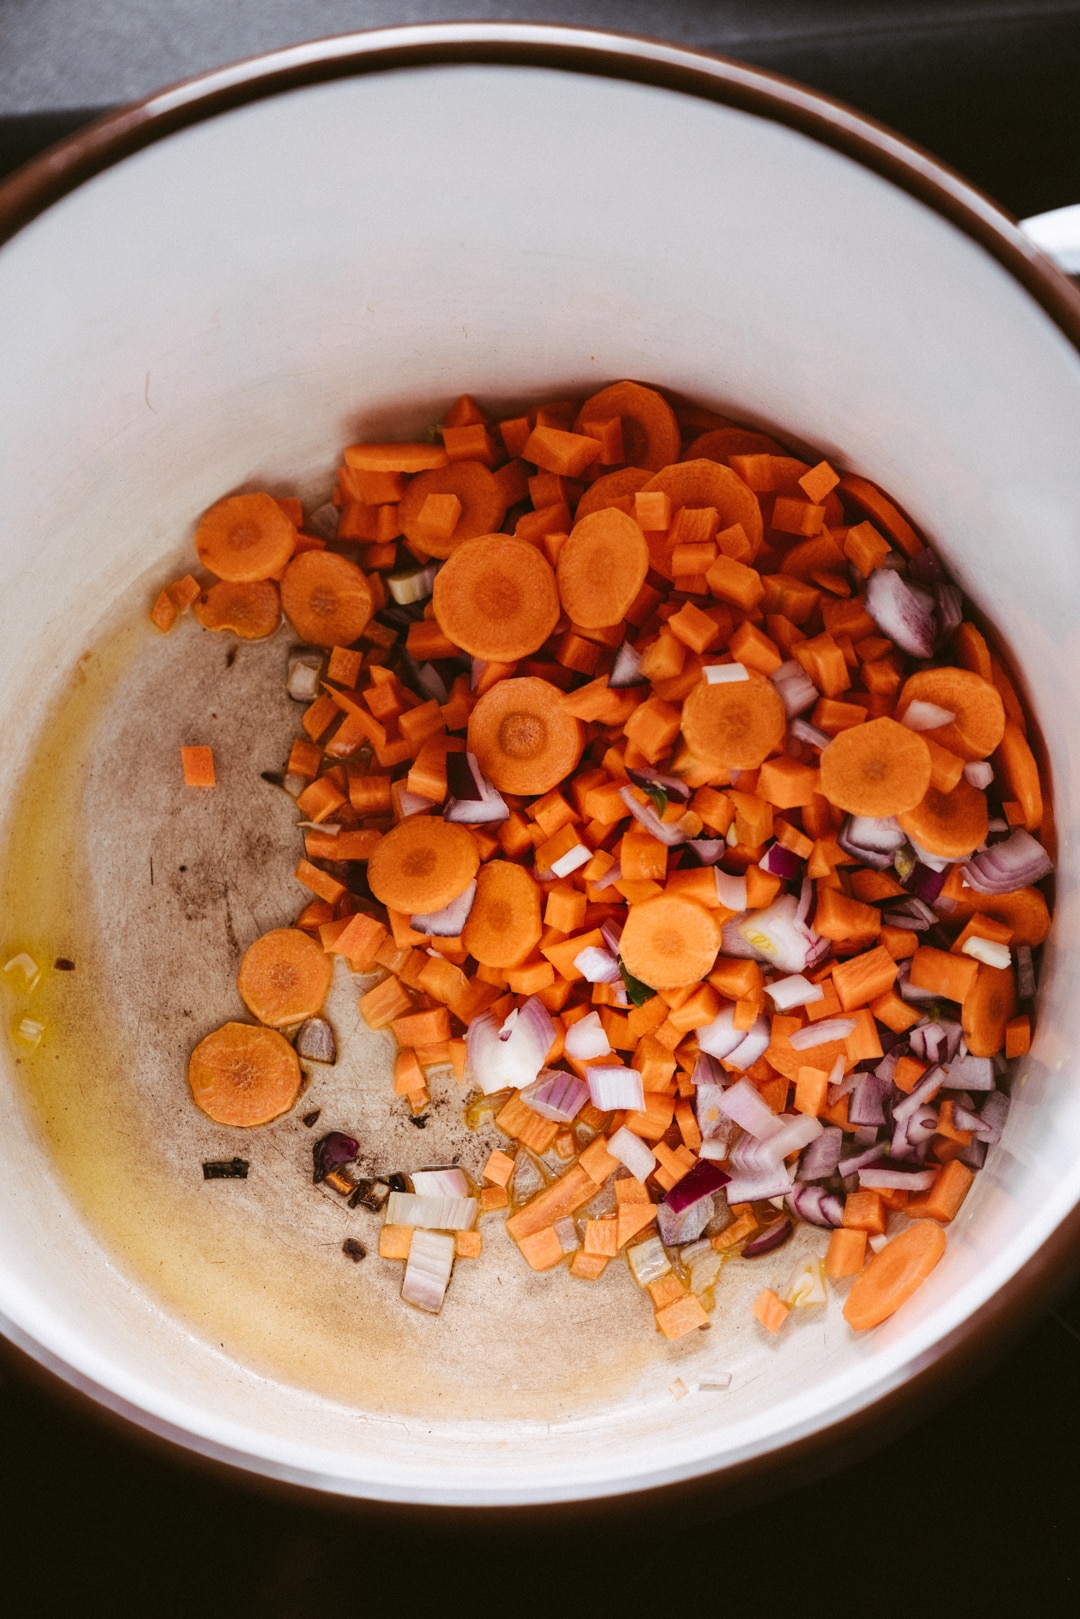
top-left (225, 647), bottom-right (237, 668)
top-left (53, 958), bottom-right (75, 971)
top-left (342, 1239), bottom-right (366, 1262)
top-left (408, 1114), bottom-right (429, 1129)
top-left (202, 1158), bottom-right (249, 1180)
top-left (260, 770), bottom-right (284, 787)
top-left (302, 1109), bottom-right (321, 1128)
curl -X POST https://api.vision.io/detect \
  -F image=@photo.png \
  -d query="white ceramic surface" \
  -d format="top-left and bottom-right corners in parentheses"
top-left (1, 28), bottom-right (1079, 1504)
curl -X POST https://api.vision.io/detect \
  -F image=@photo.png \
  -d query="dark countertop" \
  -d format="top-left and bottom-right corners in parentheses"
top-left (1, 6), bottom-right (1079, 1615)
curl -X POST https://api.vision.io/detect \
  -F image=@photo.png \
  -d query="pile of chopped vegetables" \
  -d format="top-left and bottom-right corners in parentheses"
top-left (153, 379), bottom-right (1052, 1339)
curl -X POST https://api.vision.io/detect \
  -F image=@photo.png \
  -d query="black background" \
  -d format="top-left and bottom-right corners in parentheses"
top-left (1, 4), bottom-right (1079, 1614)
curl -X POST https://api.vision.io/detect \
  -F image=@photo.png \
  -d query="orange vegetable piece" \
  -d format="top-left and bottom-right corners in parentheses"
top-left (188, 1021), bottom-right (302, 1126)
top-left (432, 534), bottom-right (560, 661)
top-left (574, 381), bottom-right (680, 472)
top-left (398, 461), bottom-right (508, 558)
top-left (180, 745), bottom-right (216, 787)
top-left (752, 1288), bottom-right (790, 1334)
top-left (461, 860), bottom-right (542, 968)
top-left (898, 667), bottom-right (1005, 761)
top-left (574, 466), bottom-right (652, 520)
top-left (195, 491), bottom-right (297, 583)
top-left (897, 776), bottom-right (988, 859)
top-left (680, 671), bottom-right (786, 770)
top-left (343, 442), bottom-right (448, 473)
top-left (237, 927), bottom-right (333, 1028)
top-left (644, 459), bottom-right (764, 559)
top-left (962, 961), bottom-right (1017, 1057)
top-left (194, 579), bottom-right (281, 639)
top-left (367, 815), bottom-right (480, 915)
top-left (843, 1220), bottom-right (947, 1330)
top-left (818, 717), bottom-right (932, 817)
top-left (906, 1161), bottom-right (975, 1223)
top-left (825, 1227), bottom-right (867, 1279)
top-left (619, 893), bottom-right (721, 991)
top-left (280, 551), bottom-right (373, 647)
top-left (993, 719), bottom-right (1043, 832)
top-left (468, 676), bottom-right (584, 796)
top-left (556, 508), bottom-right (650, 629)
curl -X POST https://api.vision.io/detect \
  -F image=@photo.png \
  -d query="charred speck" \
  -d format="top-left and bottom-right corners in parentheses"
top-left (225, 647), bottom-right (237, 667)
top-left (342, 1239), bottom-right (367, 1262)
top-left (348, 1179), bottom-right (389, 1211)
top-left (386, 1172), bottom-right (409, 1193)
top-left (54, 958), bottom-right (75, 972)
top-left (312, 1131), bottom-right (359, 1184)
top-left (408, 1114), bottom-right (429, 1129)
top-left (261, 770), bottom-right (285, 787)
top-left (203, 1158), bottom-right (249, 1180)
top-left (302, 1109), bottom-right (322, 1128)
top-left (178, 865), bottom-right (187, 873)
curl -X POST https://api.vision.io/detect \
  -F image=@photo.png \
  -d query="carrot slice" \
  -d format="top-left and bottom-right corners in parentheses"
top-left (194, 579), bottom-right (281, 639)
top-left (188, 1021), bottom-right (302, 1127)
top-left (842, 1220), bottom-right (947, 1330)
top-left (680, 671), bottom-right (786, 770)
top-left (398, 461), bottom-right (509, 559)
top-left (838, 473), bottom-right (923, 558)
top-left (195, 492), bottom-right (297, 583)
top-left (367, 816), bottom-right (480, 915)
top-left (683, 427), bottom-right (784, 462)
top-left (962, 962), bottom-right (1017, 1057)
top-left (619, 893), bottom-right (722, 991)
top-left (432, 534), bottom-right (560, 661)
top-left (643, 459), bottom-right (764, 560)
top-left (237, 927), bottom-right (334, 1027)
top-left (899, 667), bottom-right (1005, 761)
top-left (574, 381), bottom-right (680, 472)
top-left (819, 717), bottom-right (932, 817)
top-left (993, 719), bottom-right (1043, 831)
top-left (556, 508), bottom-right (649, 629)
top-left (897, 777), bottom-right (988, 859)
top-left (574, 467), bottom-right (652, 520)
top-left (461, 860), bottom-right (543, 968)
top-left (468, 676), bottom-right (584, 796)
top-left (280, 551), bottom-right (374, 647)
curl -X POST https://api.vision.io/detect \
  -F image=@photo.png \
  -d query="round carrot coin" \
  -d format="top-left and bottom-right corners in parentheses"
top-left (398, 461), bottom-right (508, 559)
top-left (897, 776), bottom-right (988, 859)
top-left (680, 671), bottom-right (786, 770)
top-left (643, 459), bottom-right (764, 558)
top-left (237, 927), bottom-right (333, 1028)
top-left (819, 716), bottom-right (932, 818)
top-left (461, 860), bottom-right (542, 968)
top-left (619, 894), bottom-right (721, 990)
top-left (842, 1221), bottom-right (947, 1331)
top-left (194, 579), bottom-right (281, 639)
top-left (280, 550), bottom-right (374, 647)
top-left (188, 1021), bottom-right (302, 1127)
top-left (367, 815), bottom-right (480, 916)
top-left (195, 492), bottom-right (296, 582)
top-left (432, 534), bottom-right (560, 661)
top-left (467, 676), bottom-right (584, 796)
top-left (556, 507), bottom-right (649, 628)
top-left (574, 380), bottom-right (680, 472)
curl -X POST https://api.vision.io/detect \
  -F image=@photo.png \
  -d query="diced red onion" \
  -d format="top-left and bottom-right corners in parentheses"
top-left (724, 1167), bottom-right (796, 1203)
top-left (892, 1064), bottom-right (946, 1124)
top-left (787, 1185), bottom-right (844, 1227)
top-left (796, 1125), bottom-right (843, 1182)
top-left (693, 1079), bottom-right (730, 1143)
top-left (563, 1010), bottom-right (612, 1060)
top-left (865, 566), bottom-right (937, 657)
top-left (1016, 943), bottom-right (1036, 999)
top-left (716, 1076), bottom-right (784, 1139)
top-left (848, 1073), bottom-right (891, 1127)
top-left (286, 649), bottom-right (323, 702)
top-left (789, 1017), bottom-right (857, 1050)
top-left (591, 859), bottom-right (622, 892)
top-left (892, 1103), bottom-right (939, 1157)
top-left (765, 973), bottom-right (824, 1011)
top-left (907, 547), bottom-right (944, 584)
top-left (729, 1133), bottom-right (788, 1177)
top-left (628, 767), bottom-right (691, 800)
top-left (688, 839), bottom-right (726, 865)
top-left (412, 879), bottom-right (476, 936)
top-left (387, 562), bottom-right (438, 606)
top-left (909, 1017), bottom-right (962, 1064)
top-left (664, 1158), bottom-right (731, 1214)
top-left (520, 1067), bottom-right (589, 1122)
top-left (599, 919), bottom-right (624, 956)
top-left (949, 1095), bottom-right (983, 1132)
top-left (466, 995), bottom-right (555, 1095)
top-left (901, 699), bottom-right (956, 731)
top-left (963, 760), bottom-right (994, 790)
top-left (741, 1216), bottom-right (794, 1256)
top-left (838, 814), bottom-right (906, 870)
top-left (908, 839), bottom-right (951, 874)
top-left (722, 893), bottom-right (821, 973)
top-left (896, 960), bottom-right (940, 1004)
top-left (760, 842), bottom-right (803, 881)
top-left (618, 785), bottom-right (686, 846)
top-left (386, 1191), bottom-right (477, 1230)
top-left (609, 641), bottom-right (645, 686)
top-left (586, 1064), bottom-right (645, 1112)
top-left (608, 1126), bottom-right (657, 1180)
top-left (446, 750), bottom-right (482, 802)
top-left (770, 660), bottom-right (818, 716)
top-left (548, 840), bottom-right (591, 878)
top-left (975, 1089), bottom-right (1009, 1143)
top-left (726, 1017), bottom-right (771, 1070)
top-left (396, 787), bottom-right (436, 817)
top-left (572, 947), bottom-right (621, 989)
top-left (312, 1132), bottom-right (359, 1183)
top-left (903, 860), bottom-right (948, 903)
top-left (790, 717), bottom-right (832, 750)
top-left (715, 871), bottom-right (749, 911)
top-left (401, 1228), bottom-right (456, 1313)
top-left (306, 501), bottom-right (340, 541)
top-left (410, 1167), bottom-right (470, 1199)
top-left (444, 751), bottom-right (510, 824)
top-left (861, 1165), bottom-right (939, 1190)
top-left (415, 661), bottom-right (449, 704)
top-left (946, 1051), bottom-right (995, 1090)
top-left (962, 829), bottom-right (1053, 893)
top-left (837, 1142), bottom-right (888, 1177)
top-left (658, 1200), bottom-right (712, 1246)
top-left (934, 582), bottom-right (964, 639)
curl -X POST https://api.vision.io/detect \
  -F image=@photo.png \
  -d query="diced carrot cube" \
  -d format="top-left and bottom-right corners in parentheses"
top-left (752, 1288), bottom-right (790, 1334)
top-left (180, 745), bottom-right (216, 787)
top-left (825, 1227), bottom-right (867, 1279)
top-left (516, 1227), bottom-right (566, 1271)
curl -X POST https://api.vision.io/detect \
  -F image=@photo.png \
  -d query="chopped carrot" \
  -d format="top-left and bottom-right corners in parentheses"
top-left (367, 815), bottom-right (479, 915)
top-left (194, 579), bottom-right (281, 639)
top-left (468, 676), bottom-right (584, 796)
top-left (556, 508), bottom-right (650, 629)
top-left (819, 717), bottom-right (932, 817)
top-left (681, 671), bottom-right (786, 770)
top-left (280, 551), bottom-right (373, 647)
top-left (843, 1221), bottom-right (947, 1330)
top-left (238, 927), bottom-right (333, 1027)
top-left (196, 492), bottom-right (296, 582)
top-left (752, 1288), bottom-right (790, 1334)
top-left (574, 380), bottom-right (680, 472)
top-left (180, 745), bottom-right (216, 787)
top-left (188, 1021), bottom-right (302, 1126)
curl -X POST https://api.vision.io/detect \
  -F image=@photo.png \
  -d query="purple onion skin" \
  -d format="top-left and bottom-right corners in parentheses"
top-left (742, 1216), bottom-right (794, 1258)
top-left (445, 750), bottom-right (482, 802)
top-left (787, 1185), bottom-right (845, 1228)
top-left (312, 1132), bottom-right (359, 1184)
top-left (663, 1157), bottom-right (730, 1214)
top-left (905, 861), bottom-right (948, 904)
top-left (797, 1125), bottom-right (843, 1183)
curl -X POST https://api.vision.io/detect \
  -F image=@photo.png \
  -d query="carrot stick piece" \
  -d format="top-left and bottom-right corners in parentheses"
top-left (344, 442), bottom-right (449, 472)
top-left (842, 1220), bottom-right (947, 1329)
top-left (180, 745), bottom-right (216, 787)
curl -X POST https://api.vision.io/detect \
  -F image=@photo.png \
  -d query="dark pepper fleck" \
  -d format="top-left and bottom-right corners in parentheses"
top-left (203, 1158), bottom-right (249, 1180)
top-left (54, 958), bottom-right (75, 971)
top-left (342, 1239), bottom-right (367, 1262)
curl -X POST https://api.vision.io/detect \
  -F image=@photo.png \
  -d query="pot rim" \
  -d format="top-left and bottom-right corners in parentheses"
top-left (1, 19), bottom-right (1079, 1507)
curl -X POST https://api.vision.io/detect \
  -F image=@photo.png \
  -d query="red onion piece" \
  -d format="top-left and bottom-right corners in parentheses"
top-left (962, 829), bottom-right (1053, 893)
top-left (415, 661), bottom-right (449, 704)
top-left (892, 1064), bottom-right (946, 1124)
top-left (975, 1089), bottom-right (1009, 1142)
top-left (563, 1010), bottom-right (612, 1060)
top-left (520, 1067), bottom-right (588, 1123)
top-left (770, 660), bottom-right (818, 716)
top-left (444, 751), bottom-right (510, 824)
top-left (909, 1017), bottom-right (963, 1064)
top-left (796, 1125), bottom-right (843, 1182)
top-left (1016, 944), bottom-right (1036, 999)
top-left (859, 1166), bottom-right (938, 1191)
top-left (609, 641), bottom-right (645, 686)
top-left (787, 1185), bottom-right (844, 1227)
top-left (401, 1229), bottom-right (456, 1313)
top-left (741, 1216), bottom-right (794, 1257)
top-left (908, 547), bottom-right (944, 584)
top-left (312, 1132), bottom-right (359, 1183)
top-left (790, 717), bottom-right (832, 750)
top-left (410, 1167), bottom-right (470, 1198)
top-left (837, 814), bottom-right (906, 870)
top-left (935, 582), bottom-right (964, 639)
top-left (716, 1076), bottom-right (783, 1139)
top-left (573, 945), bottom-right (622, 985)
top-left (591, 858), bottom-right (622, 892)
top-left (586, 1064), bottom-right (645, 1112)
top-left (848, 1073), bottom-right (891, 1127)
top-left (904, 862), bottom-right (948, 904)
top-left (445, 750), bottom-right (482, 802)
top-left (715, 871), bottom-right (748, 910)
top-left (466, 995), bottom-right (554, 1095)
top-left (599, 919), bottom-right (624, 955)
top-left (838, 1142), bottom-right (889, 1176)
top-left (789, 1016), bottom-right (857, 1050)
top-left (865, 566), bottom-right (937, 657)
top-left (663, 1158), bottom-right (730, 1214)
top-left (765, 973), bottom-right (824, 1011)
top-left (723, 1167), bottom-right (796, 1204)
top-left (618, 785), bottom-right (686, 846)
top-left (627, 766), bottom-right (690, 800)
top-left (964, 760), bottom-right (994, 790)
top-left (760, 842), bottom-right (803, 882)
top-left (608, 1125), bottom-right (657, 1180)
top-left (688, 838), bottom-right (726, 865)
top-left (946, 1051), bottom-right (995, 1090)
top-left (722, 893), bottom-right (820, 973)
top-left (412, 879), bottom-right (476, 937)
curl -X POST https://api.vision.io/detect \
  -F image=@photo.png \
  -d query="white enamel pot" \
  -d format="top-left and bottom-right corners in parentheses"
top-left (1, 24), bottom-right (1079, 1507)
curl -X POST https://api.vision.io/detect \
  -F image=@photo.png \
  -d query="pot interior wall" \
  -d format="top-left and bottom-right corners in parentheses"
top-left (0, 59), bottom-right (1078, 1503)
